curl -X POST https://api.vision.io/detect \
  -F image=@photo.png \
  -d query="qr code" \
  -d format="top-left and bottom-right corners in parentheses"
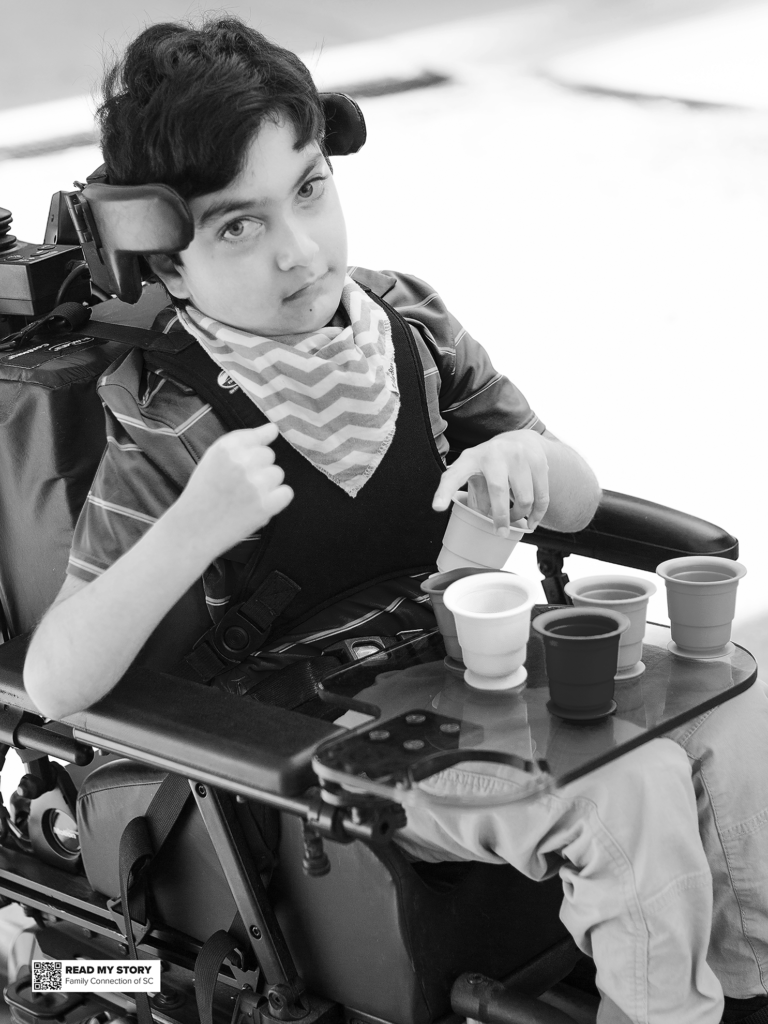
top-left (32, 960), bottom-right (63, 991)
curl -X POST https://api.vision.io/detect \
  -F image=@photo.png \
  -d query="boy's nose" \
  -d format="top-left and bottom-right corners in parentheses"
top-left (275, 220), bottom-right (320, 271)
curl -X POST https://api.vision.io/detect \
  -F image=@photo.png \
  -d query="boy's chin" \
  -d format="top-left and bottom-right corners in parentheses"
top-left (291, 286), bottom-right (345, 332)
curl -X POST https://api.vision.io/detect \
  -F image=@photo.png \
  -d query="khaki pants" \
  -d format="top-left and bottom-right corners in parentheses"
top-left (396, 679), bottom-right (768, 1023)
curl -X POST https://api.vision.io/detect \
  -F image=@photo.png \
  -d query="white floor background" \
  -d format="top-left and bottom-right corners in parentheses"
top-left (0, 2), bottom-right (766, 651)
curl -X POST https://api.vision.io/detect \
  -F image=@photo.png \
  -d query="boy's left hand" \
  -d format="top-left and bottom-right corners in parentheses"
top-left (432, 430), bottom-right (550, 533)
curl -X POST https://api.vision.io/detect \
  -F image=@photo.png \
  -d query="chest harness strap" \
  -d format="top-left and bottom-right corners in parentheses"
top-left (144, 335), bottom-right (304, 684)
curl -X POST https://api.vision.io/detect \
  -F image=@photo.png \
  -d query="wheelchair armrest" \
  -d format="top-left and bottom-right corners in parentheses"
top-left (0, 634), bottom-right (337, 797)
top-left (521, 489), bottom-right (738, 573)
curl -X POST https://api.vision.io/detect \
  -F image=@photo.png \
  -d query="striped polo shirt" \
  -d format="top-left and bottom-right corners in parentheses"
top-left (68, 267), bottom-right (544, 632)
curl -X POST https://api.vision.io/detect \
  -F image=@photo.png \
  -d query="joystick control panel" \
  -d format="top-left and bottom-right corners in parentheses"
top-left (0, 207), bottom-right (86, 316)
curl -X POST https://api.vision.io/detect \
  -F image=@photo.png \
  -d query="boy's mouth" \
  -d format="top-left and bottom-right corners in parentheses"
top-left (284, 272), bottom-right (328, 303)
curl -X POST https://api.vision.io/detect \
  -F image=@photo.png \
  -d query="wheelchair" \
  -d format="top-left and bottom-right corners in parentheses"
top-left (0, 95), bottom-right (745, 1024)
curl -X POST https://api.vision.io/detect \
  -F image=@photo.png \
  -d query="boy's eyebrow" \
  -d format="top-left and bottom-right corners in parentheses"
top-left (196, 153), bottom-right (324, 228)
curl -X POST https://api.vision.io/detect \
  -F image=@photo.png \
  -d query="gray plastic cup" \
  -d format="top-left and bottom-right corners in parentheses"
top-left (564, 575), bottom-right (656, 679)
top-left (421, 568), bottom-right (494, 662)
top-left (656, 556), bottom-right (747, 658)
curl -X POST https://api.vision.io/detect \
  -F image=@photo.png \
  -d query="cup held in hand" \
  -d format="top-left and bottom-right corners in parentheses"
top-left (436, 491), bottom-right (533, 573)
top-left (656, 556), bottom-right (746, 658)
top-left (443, 572), bottom-right (539, 691)
top-left (564, 575), bottom-right (656, 679)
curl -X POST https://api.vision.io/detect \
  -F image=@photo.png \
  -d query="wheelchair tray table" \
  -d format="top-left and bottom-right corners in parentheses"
top-left (312, 611), bottom-right (758, 809)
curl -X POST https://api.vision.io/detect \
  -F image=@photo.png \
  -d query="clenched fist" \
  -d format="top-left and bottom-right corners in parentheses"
top-left (169, 422), bottom-right (293, 559)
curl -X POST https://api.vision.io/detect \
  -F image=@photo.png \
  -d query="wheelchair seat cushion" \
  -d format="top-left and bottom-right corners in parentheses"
top-left (78, 759), bottom-right (253, 939)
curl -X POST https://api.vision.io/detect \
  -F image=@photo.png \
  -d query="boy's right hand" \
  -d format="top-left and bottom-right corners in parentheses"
top-left (169, 423), bottom-right (293, 559)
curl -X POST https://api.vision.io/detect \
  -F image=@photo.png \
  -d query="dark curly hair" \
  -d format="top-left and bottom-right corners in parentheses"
top-left (97, 17), bottom-right (325, 200)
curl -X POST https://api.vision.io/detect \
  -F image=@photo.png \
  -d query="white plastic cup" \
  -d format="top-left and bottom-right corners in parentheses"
top-left (656, 556), bottom-right (747, 657)
top-left (443, 572), bottom-right (540, 691)
top-left (564, 575), bottom-right (657, 679)
top-left (436, 492), bottom-right (532, 573)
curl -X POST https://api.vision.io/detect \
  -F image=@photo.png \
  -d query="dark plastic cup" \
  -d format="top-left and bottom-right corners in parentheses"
top-left (532, 607), bottom-right (630, 717)
top-left (420, 568), bottom-right (494, 662)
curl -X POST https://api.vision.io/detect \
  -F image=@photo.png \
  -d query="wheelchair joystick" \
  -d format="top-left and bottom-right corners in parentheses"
top-left (0, 207), bottom-right (17, 253)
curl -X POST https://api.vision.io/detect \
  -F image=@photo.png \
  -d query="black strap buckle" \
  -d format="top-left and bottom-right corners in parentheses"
top-left (183, 571), bottom-right (300, 683)
top-left (324, 636), bottom-right (396, 665)
top-left (213, 606), bottom-right (271, 659)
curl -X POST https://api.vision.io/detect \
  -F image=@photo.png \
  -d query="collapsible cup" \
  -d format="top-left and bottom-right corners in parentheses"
top-left (656, 555), bottom-right (747, 658)
top-left (532, 607), bottom-right (630, 720)
top-left (564, 575), bottom-right (656, 679)
top-left (436, 492), bottom-right (533, 573)
top-left (421, 568), bottom-right (493, 666)
top-left (443, 572), bottom-right (539, 691)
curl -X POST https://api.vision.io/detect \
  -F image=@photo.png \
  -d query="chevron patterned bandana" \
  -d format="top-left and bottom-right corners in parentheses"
top-left (175, 276), bottom-right (400, 497)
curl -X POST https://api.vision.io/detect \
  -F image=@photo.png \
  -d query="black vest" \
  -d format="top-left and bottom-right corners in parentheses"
top-left (139, 293), bottom-right (450, 674)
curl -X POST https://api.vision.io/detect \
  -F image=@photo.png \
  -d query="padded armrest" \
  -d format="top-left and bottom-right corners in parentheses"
top-left (0, 635), bottom-right (337, 798)
top-left (522, 489), bottom-right (738, 572)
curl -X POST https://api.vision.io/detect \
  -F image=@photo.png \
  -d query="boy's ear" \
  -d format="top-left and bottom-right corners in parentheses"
top-left (146, 253), bottom-right (190, 300)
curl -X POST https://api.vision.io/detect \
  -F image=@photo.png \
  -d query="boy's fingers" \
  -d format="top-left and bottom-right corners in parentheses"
top-left (251, 464), bottom-right (285, 490)
top-left (508, 465), bottom-right (535, 525)
top-left (520, 454), bottom-right (550, 528)
top-left (467, 475), bottom-right (493, 516)
top-left (228, 441), bottom-right (276, 473)
top-left (238, 444), bottom-right (276, 467)
top-left (247, 422), bottom-right (280, 445)
top-left (483, 455), bottom-right (512, 535)
top-left (432, 455), bottom-right (475, 511)
top-left (263, 484), bottom-right (294, 517)
top-left (527, 473), bottom-right (550, 530)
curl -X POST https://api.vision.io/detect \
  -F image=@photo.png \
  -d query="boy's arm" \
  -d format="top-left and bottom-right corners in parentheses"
top-left (371, 271), bottom-right (600, 533)
top-left (24, 424), bottom-right (292, 721)
top-left (432, 428), bottom-right (600, 535)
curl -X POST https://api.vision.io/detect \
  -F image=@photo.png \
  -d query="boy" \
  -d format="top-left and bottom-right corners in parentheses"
top-left (23, 18), bottom-right (768, 1024)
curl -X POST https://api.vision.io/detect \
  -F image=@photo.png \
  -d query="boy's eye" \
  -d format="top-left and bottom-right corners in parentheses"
top-left (297, 176), bottom-right (327, 201)
top-left (220, 218), bottom-right (261, 242)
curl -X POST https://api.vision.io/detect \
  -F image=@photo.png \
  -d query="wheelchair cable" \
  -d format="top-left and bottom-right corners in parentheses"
top-left (0, 301), bottom-right (91, 353)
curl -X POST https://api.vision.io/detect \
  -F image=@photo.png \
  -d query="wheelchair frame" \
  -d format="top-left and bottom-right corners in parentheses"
top-left (0, 490), bottom-right (739, 1024)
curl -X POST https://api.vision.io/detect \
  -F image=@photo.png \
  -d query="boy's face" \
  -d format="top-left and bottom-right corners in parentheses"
top-left (153, 118), bottom-right (348, 340)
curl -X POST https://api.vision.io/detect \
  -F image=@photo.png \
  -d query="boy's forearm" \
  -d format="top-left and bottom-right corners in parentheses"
top-left (24, 510), bottom-right (217, 720)
top-left (538, 436), bottom-right (601, 533)
top-left (25, 425), bottom-right (292, 721)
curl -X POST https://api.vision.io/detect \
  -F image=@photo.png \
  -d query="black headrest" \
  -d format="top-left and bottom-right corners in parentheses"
top-left (322, 92), bottom-right (367, 156)
top-left (67, 183), bottom-right (194, 305)
top-left (68, 93), bottom-right (366, 304)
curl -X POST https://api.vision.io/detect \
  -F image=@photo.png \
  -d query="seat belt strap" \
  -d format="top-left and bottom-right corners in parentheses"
top-left (118, 816), bottom-right (153, 1024)
top-left (111, 773), bottom-right (192, 1024)
top-left (194, 930), bottom-right (242, 1024)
